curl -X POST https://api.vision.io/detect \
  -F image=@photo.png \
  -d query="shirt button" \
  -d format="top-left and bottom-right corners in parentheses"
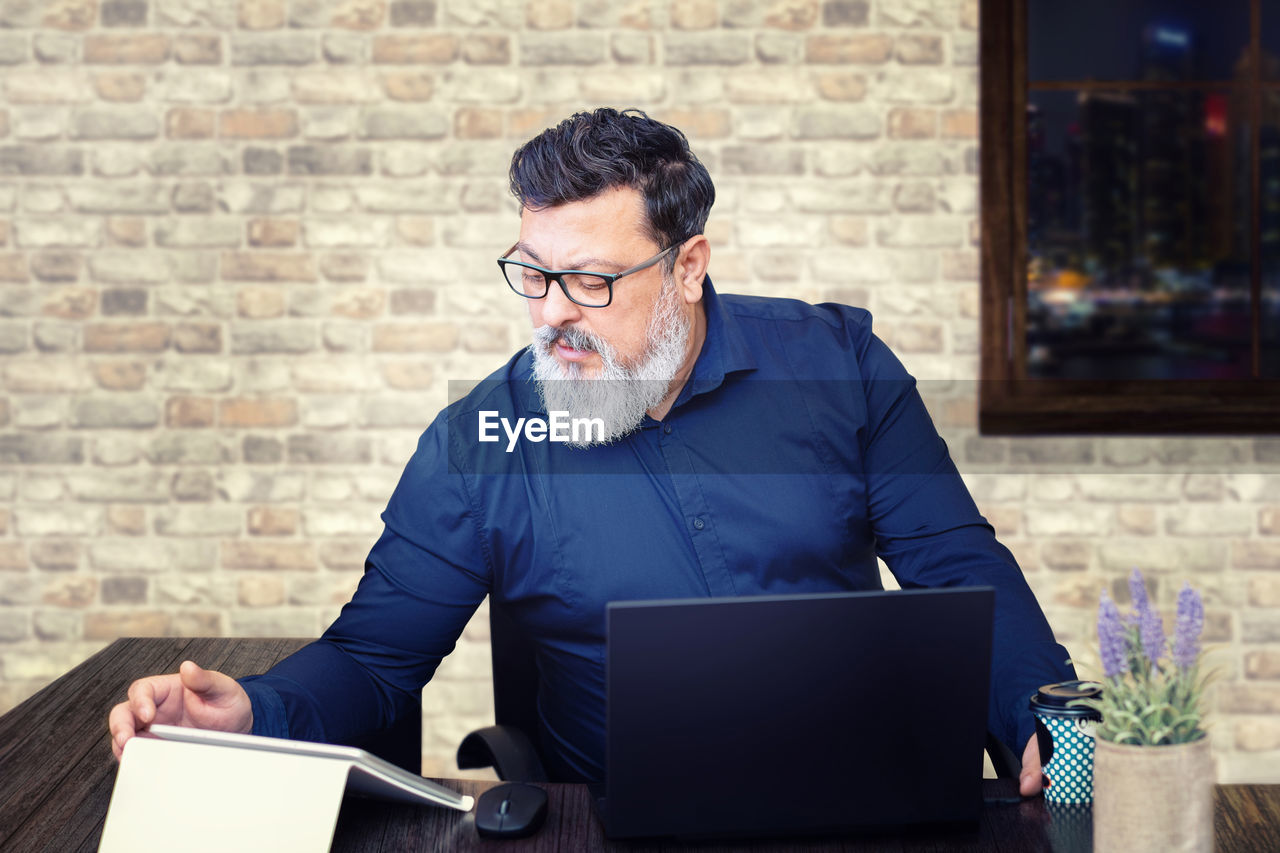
top-left (692, 517), bottom-right (705, 530)
top-left (663, 424), bottom-right (672, 435)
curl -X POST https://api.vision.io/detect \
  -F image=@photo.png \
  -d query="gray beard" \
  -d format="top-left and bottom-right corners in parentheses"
top-left (530, 278), bottom-right (691, 447)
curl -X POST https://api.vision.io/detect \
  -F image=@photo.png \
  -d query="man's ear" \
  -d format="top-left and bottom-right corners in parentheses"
top-left (676, 235), bottom-right (711, 304)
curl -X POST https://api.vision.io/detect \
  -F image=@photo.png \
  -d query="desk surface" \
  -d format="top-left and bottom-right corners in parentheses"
top-left (0, 637), bottom-right (1277, 852)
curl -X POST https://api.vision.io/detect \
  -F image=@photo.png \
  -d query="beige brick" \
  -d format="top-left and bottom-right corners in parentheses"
top-left (93, 72), bottom-right (147, 102)
top-left (1234, 718), bottom-right (1280, 752)
top-left (166, 396), bottom-right (215, 428)
top-left (942, 109), bottom-right (978, 139)
top-left (43, 575), bottom-right (96, 608)
top-left (84, 322), bottom-right (170, 353)
top-left (1218, 684), bottom-right (1280, 714)
top-left (765, 0), bottom-right (819, 29)
top-left (292, 71), bottom-right (380, 104)
top-left (236, 287), bottom-right (286, 318)
top-left (222, 541), bottom-right (317, 571)
top-left (507, 108), bottom-right (560, 139)
top-left (91, 361), bottom-right (147, 391)
top-left (166, 108), bottom-right (216, 139)
top-left (816, 72), bottom-right (867, 101)
top-left (222, 252), bottom-right (317, 282)
top-left (106, 505), bottom-right (146, 536)
top-left (805, 34), bottom-right (893, 64)
top-left (1248, 576), bottom-right (1280, 607)
top-left (461, 35), bottom-right (510, 64)
top-left (1233, 541), bottom-right (1280, 569)
top-left (0, 254), bottom-right (27, 282)
top-left (395, 217), bottom-right (434, 246)
top-left (381, 70), bottom-right (434, 101)
top-left (671, 0), bottom-right (717, 29)
top-left (240, 0), bottom-right (286, 29)
top-left (372, 322), bottom-right (458, 352)
top-left (655, 108), bottom-right (731, 139)
top-left (526, 0), bottom-right (572, 29)
top-left (1246, 650), bottom-right (1280, 680)
top-left (238, 575), bottom-right (286, 606)
top-left (895, 34), bottom-right (944, 65)
top-left (1041, 540), bottom-right (1091, 571)
top-left (888, 107), bottom-right (937, 139)
top-left (372, 34), bottom-right (458, 63)
top-left (42, 288), bottom-right (96, 320)
top-left (174, 35), bottom-right (222, 64)
top-left (331, 287), bottom-right (385, 318)
top-left (332, 0), bottom-right (385, 28)
top-left (0, 543), bottom-right (27, 571)
top-left (83, 611), bottom-right (170, 640)
top-left (381, 361), bottom-right (435, 390)
top-left (219, 108), bottom-right (298, 139)
top-left (1116, 505), bottom-right (1157, 536)
top-left (320, 253), bottom-right (368, 282)
top-left (248, 218), bottom-right (298, 247)
top-left (1261, 506), bottom-right (1280, 535)
top-left (456, 107), bottom-right (502, 139)
top-left (106, 217), bottom-right (147, 247)
top-left (247, 507), bottom-right (298, 537)
top-left (960, 0), bottom-right (978, 29)
top-left (84, 34), bottom-right (170, 64)
top-left (219, 398), bottom-right (298, 428)
top-left (43, 0), bottom-right (96, 29)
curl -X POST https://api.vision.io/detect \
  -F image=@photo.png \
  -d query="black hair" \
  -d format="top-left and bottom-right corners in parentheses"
top-left (508, 108), bottom-right (716, 265)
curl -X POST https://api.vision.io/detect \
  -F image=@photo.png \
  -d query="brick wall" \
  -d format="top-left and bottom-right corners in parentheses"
top-left (0, 0), bottom-right (1276, 783)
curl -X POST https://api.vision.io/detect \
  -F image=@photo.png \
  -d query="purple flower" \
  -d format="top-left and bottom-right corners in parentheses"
top-left (1140, 604), bottom-right (1166, 669)
top-left (1098, 590), bottom-right (1129, 678)
top-left (1172, 582), bottom-right (1204, 670)
top-left (1128, 568), bottom-right (1151, 627)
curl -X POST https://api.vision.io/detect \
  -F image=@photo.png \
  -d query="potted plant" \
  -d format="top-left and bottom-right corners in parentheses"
top-left (1078, 569), bottom-right (1214, 853)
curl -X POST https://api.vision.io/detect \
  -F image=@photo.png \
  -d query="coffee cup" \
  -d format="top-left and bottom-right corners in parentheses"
top-left (1029, 681), bottom-right (1103, 804)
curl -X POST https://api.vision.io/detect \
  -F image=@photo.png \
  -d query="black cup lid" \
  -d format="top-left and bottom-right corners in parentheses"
top-left (1029, 680), bottom-right (1103, 713)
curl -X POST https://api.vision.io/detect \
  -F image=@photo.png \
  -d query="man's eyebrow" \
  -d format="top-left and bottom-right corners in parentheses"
top-left (513, 242), bottom-right (623, 272)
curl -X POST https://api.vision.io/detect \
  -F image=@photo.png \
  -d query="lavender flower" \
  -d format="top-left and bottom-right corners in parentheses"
top-left (1128, 568), bottom-right (1151, 627)
top-left (1172, 582), bottom-right (1205, 670)
top-left (1098, 589), bottom-right (1129, 678)
top-left (1140, 604), bottom-right (1166, 669)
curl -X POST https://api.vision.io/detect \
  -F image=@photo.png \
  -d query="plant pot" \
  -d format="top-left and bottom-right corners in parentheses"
top-left (1092, 737), bottom-right (1215, 853)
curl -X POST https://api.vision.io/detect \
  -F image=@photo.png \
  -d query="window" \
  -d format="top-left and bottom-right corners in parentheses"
top-left (980, 0), bottom-right (1280, 433)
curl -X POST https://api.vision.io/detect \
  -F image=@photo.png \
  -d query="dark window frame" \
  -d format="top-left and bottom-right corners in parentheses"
top-left (980, 0), bottom-right (1280, 434)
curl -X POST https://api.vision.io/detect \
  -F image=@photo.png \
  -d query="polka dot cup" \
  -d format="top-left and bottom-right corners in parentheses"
top-left (1029, 681), bottom-right (1103, 805)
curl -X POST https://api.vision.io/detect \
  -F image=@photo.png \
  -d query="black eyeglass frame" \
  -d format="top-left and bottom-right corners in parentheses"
top-left (497, 243), bottom-right (679, 308)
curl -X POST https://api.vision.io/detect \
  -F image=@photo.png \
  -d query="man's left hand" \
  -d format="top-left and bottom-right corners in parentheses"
top-left (1019, 734), bottom-right (1043, 796)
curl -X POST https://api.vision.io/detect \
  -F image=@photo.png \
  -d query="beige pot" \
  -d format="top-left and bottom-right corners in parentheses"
top-left (1092, 737), bottom-right (1215, 853)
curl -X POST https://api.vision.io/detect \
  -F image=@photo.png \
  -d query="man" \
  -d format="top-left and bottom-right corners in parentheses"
top-left (110, 108), bottom-right (1072, 796)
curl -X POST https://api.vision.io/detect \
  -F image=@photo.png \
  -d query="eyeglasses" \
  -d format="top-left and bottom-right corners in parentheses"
top-left (497, 243), bottom-right (677, 308)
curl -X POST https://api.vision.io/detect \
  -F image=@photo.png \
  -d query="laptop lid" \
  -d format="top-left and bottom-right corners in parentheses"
top-left (601, 587), bottom-right (995, 840)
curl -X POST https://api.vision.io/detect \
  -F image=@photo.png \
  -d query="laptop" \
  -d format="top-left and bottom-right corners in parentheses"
top-left (592, 587), bottom-right (995, 840)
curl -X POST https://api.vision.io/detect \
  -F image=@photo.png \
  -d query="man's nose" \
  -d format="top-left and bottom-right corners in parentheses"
top-left (539, 279), bottom-right (583, 329)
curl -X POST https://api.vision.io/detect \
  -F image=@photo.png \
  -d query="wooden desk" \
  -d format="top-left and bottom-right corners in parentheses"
top-left (0, 637), bottom-right (1276, 852)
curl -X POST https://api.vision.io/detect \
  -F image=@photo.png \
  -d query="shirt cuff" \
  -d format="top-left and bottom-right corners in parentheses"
top-left (238, 677), bottom-right (290, 739)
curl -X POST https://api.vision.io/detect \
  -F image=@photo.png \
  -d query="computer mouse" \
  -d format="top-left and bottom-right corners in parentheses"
top-left (474, 782), bottom-right (548, 839)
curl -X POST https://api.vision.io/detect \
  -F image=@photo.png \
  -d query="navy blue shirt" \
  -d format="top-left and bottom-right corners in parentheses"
top-left (241, 280), bottom-right (1073, 780)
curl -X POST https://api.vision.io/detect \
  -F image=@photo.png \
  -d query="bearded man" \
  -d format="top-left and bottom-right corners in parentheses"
top-left (110, 109), bottom-right (1073, 798)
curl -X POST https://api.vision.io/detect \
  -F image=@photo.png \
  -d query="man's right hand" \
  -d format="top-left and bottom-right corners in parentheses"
top-left (107, 660), bottom-right (253, 760)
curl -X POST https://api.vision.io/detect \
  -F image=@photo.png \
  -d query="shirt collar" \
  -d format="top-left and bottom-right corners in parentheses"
top-left (514, 274), bottom-right (758, 416)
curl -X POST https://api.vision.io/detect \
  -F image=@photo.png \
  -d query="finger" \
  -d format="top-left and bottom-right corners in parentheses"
top-left (1019, 733), bottom-right (1043, 797)
top-left (178, 660), bottom-right (217, 696)
top-left (108, 701), bottom-right (137, 759)
top-left (125, 678), bottom-right (161, 726)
